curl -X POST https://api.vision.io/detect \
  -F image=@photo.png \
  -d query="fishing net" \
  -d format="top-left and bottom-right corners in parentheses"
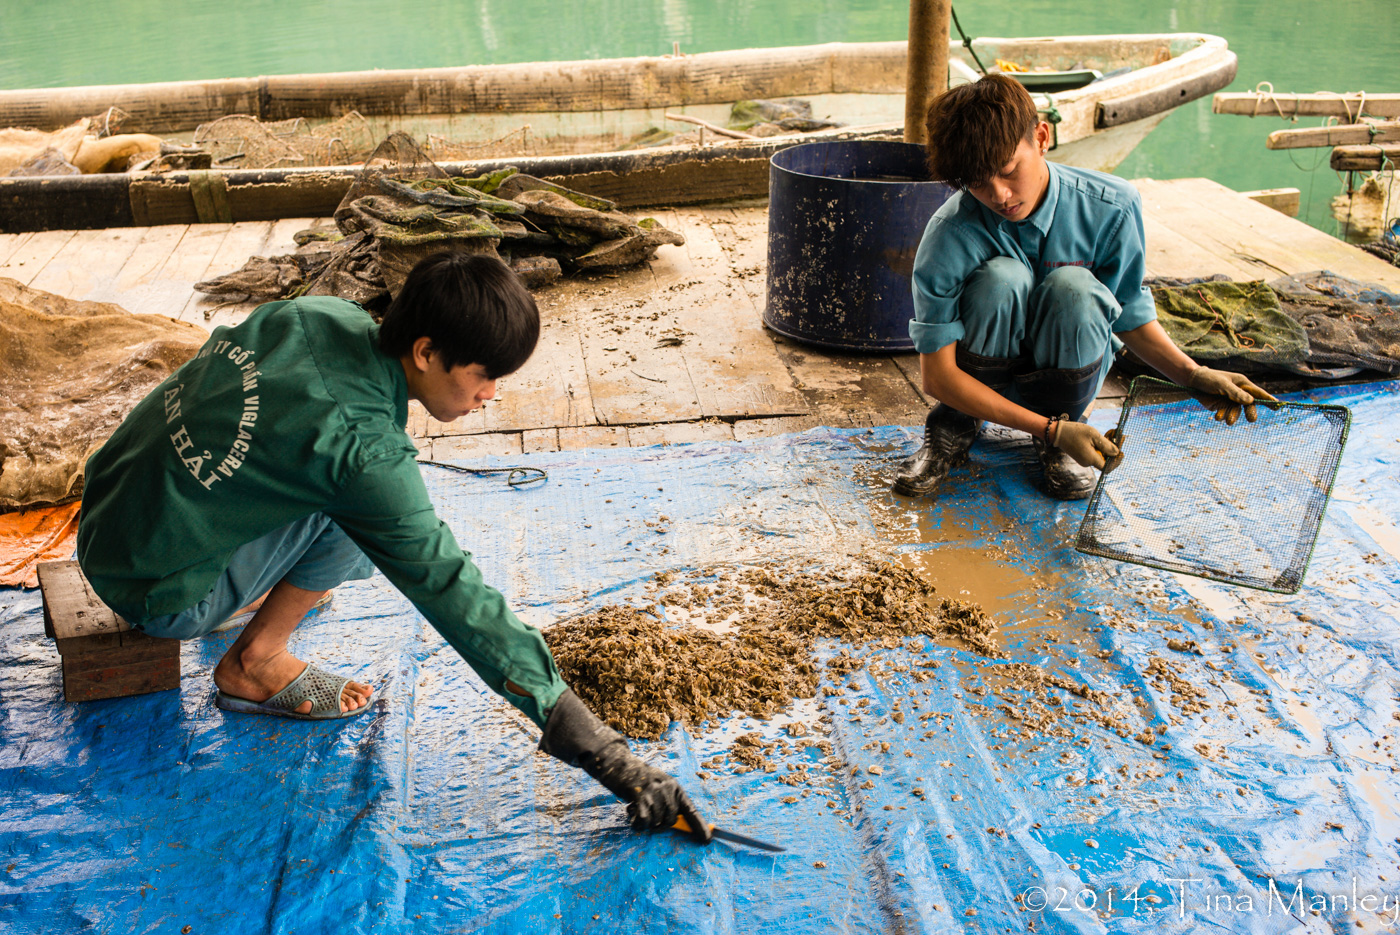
top-left (1148, 278), bottom-right (1309, 369)
top-left (1268, 270), bottom-right (1400, 375)
top-left (0, 279), bottom-right (207, 512)
top-left (191, 112), bottom-right (378, 170)
top-left (1075, 376), bottom-right (1350, 594)
top-left (195, 133), bottom-right (685, 306)
top-left (1147, 273), bottom-right (1400, 377)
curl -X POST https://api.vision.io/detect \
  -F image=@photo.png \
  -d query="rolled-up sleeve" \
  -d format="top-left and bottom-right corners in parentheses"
top-left (327, 451), bottom-right (567, 727)
top-left (1096, 192), bottom-right (1157, 333)
top-left (909, 214), bottom-right (990, 354)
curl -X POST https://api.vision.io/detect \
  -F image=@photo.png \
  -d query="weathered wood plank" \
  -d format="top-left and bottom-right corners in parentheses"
top-left (109, 222), bottom-right (230, 318)
top-left (659, 209), bottom-right (808, 420)
top-left (1332, 143), bottom-right (1400, 172)
top-left (1239, 187), bottom-right (1300, 218)
top-left (627, 420), bottom-right (736, 447)
top-left (1267, 122), bottom-right (1400, 150)
top-left (38, 561), bottom-right (128, 643)
top-left (522, 428), bottom-right (561, 453)
top-left (38, 560), bottom-right (181, 702)
top-left (160, 222), bottom-right (232, 284)
top-left (1139, 212), bottom-right (1261, 280)
top-left (26, 227), bottom-right (146, 301)
top-left (112, 224), bottom-right (192, 310)
top-left (0, 44), bottom-right (909, 133)
top-left (0, 231), bottom-right (35, 267)
top-left (0, 229), bottom-right (77, 285)
top-left (558, 426), bottom-right (631, 450)
top-left (1138, 178), bottom-right (1400, 289)
top-left (571, 246), bottom-right (703, 426)
top-left (1213, 92), bottom-right (1400, 119)
top-left (732, 416), bottom-right (827, 441)
top-left (180, 219), bottom-right (276, 325)
top-left (61, 643), bottom-right (180, 703)
top-left (889, 354), bottom-right (936, 407)
top-left (428, 433), bottom-right (523, 460)
top-left (706, 205), bottom-right (915, 427)
top-left (1135, 179), bottom-right (1332, 280)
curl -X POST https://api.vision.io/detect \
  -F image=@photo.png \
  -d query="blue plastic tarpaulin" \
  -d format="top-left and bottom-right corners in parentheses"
top-left (3, 381), bottom-right (1399, 934)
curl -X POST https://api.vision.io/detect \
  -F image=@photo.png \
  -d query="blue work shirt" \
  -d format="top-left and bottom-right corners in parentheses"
top-left (908, 162), bottom-right (1157, 354)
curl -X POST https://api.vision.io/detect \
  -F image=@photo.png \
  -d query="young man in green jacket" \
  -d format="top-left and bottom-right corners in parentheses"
top-left (77, 252), bottom-right (708, 841)
top-left (895, 74), bottom-right (1273, 499)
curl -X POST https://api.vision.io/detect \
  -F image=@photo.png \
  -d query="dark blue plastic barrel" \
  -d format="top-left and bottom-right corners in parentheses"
top-left (765, 140), bottom-right (954, 352)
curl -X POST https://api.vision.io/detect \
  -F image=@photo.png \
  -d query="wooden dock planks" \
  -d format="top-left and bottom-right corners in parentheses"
top-left (1134, 177), bottom-right (1400, 288)
top-left (7, 180), bottom-right (1395, 460)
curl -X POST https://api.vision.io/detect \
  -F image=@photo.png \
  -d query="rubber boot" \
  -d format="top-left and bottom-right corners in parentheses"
top-left (1015, 357), bottom-right (1103, 501)
top-left (1031, 420), bottom-right (1099, 500)
top-left (891, 405), bottom-right (982, 497)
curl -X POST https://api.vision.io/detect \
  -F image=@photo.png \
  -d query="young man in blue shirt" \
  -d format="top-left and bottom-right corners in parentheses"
top-left (895, 74), bottom-right (1273, 499)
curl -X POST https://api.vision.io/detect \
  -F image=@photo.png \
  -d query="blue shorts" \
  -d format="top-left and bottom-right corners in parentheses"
top-left (139, 513), bottom-right (375, 639)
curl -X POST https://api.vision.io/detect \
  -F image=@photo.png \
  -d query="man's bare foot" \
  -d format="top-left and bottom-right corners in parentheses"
top-left (213, 646), bottom-right (372, 715)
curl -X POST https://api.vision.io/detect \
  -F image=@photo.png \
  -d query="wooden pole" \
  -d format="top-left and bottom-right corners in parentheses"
top-left (904, 0), bottom-right (951, 145)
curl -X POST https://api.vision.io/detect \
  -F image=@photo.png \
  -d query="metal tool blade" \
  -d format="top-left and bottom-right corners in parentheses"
top-left (672, 815), bottom-right (785, 852)
top-left (710, 827), bottom-right (786, 853)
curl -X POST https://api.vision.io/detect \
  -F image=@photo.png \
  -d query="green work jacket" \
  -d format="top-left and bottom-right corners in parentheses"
top-left (76, 296), bottom-right (565, 726)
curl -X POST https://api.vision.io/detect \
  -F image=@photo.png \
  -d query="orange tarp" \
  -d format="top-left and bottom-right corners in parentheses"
top-left (0, 502), bottom-right (80, 588)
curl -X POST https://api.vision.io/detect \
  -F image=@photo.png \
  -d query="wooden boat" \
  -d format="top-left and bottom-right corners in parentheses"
top-left (0, 34), bottom-right (1235, 232)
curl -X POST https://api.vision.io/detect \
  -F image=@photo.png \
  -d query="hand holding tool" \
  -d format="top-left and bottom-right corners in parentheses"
top-left (672, 815), bottom-right (786, 853)
top-left (539, 689), bottom-right (710, 841)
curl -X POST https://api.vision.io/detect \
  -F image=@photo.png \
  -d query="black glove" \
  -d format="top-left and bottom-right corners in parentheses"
top-left (539, 689), bottom-right (711, 843)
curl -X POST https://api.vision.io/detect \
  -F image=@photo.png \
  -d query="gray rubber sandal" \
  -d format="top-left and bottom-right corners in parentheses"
top-left (214, 663), bottom-right (368, 720)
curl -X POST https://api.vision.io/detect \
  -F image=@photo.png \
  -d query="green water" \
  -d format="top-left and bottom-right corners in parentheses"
top-left (2, 0), bottom-right (1396, 235)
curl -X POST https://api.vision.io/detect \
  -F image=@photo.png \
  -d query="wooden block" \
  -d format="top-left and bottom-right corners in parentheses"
top-left (1332, 143), bottom-right (1400, 172)
top-left (1213, 92), bottom-right (1400, 119)
top-left (37, 560), bottom-right (180, 702)
top-left (61, 632), bottom-right (181, 703)
top-left (1240, 188), bottom-right (1301, 218)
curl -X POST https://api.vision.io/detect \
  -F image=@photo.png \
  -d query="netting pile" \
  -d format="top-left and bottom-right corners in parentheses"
top-left (1269, 270), bottom-right (1400, 374)
top-left (1148, 272), bottom-right (1400, 376)
top-left (0, 279), bottom-right (207, 512)
top-left (1076, 376), bottom-right (1351, 593)
top-left (191, 113), bottom-right (379, 170)
top-left (623, 97), bottom-right (843, 149)
top-left (194, 133), bottom-right (684, 306)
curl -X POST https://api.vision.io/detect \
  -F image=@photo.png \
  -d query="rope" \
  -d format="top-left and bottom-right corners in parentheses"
top-left (416, 459), bottom-right (548, 487)
top-left (1248, 81), bottom-right (1301, 122)
top-left (949, 7), bottom-right (989, 76)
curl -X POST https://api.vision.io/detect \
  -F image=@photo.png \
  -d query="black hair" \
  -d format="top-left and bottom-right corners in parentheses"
top-left (377, 252), bottom-right (540, 379)
top-left (924, 73), bottom-right (1040, 190)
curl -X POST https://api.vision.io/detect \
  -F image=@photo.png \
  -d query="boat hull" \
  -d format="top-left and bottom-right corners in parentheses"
top-left (0, 35), bottom-right (1235, 232)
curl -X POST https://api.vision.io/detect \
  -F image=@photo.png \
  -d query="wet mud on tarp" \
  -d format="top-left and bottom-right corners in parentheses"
top-left (3, 382), bottom-right (1400, 934)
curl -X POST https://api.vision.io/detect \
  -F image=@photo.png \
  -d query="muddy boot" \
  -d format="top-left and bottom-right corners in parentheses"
top-left (1016, 357), bottom-right (1103, 501)
top-left (892, 405), bottom-right (981, 497)
top-left (1031, 420), bottom-right (1098, 500)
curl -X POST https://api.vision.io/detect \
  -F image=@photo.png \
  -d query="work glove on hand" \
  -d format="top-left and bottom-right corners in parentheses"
top-left (539, 689), bottom-right (711, 843)
top-left (1051, 419), bottom-right (1121, 470)
top-left (1187, 366), bottom-right (1277, 425)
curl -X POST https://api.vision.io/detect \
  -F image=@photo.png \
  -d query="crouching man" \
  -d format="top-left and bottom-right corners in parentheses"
top-left (894, 74), bottom-right (1273, 499)
top-left (76, 252), bottom-right (708, 841)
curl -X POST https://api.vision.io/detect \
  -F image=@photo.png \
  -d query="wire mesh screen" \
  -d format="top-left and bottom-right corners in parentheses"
top-left (1076, 377), bottom-right (1351, 593)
